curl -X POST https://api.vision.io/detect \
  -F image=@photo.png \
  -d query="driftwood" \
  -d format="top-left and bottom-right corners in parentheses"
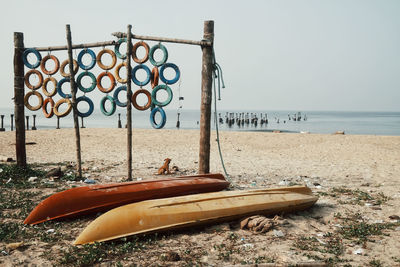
top-left (126, 25), bottom-right (133, 181)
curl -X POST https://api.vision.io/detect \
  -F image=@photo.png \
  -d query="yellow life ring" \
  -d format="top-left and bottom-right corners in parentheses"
top-left (42, 77), bottom-right (58, 97)
top-left (24, 70), bottom-right (43, 90)
top-left (40, 55), bottom-right (60, 75)
top-left (96, 49), bottom-right (117, 70)
top-left (42, 97), bottom-right (55, 118)
top-left (114, 62), bottom-right (128, 84)
top-left (24, 90), bottom-right (43, 111)
top-left (53, 98), bottom-right (72, 117)
top-left (60, 59), bottom-right (79, 77)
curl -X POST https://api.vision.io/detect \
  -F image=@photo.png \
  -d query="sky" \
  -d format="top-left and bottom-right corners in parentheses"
top-left (1, 0), bottom-right (399, 112)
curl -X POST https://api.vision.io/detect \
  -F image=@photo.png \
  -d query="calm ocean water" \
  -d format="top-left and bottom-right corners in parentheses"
top-left (0, 107), bottom-right (399, 136)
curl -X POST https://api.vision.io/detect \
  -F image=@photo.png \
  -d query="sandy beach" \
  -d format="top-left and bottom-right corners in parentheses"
top-left (1, 128), bottom-right (400, 266)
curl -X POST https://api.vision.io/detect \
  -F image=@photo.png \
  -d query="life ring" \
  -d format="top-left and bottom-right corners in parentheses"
top-left (150, 106), bottom-right (167, 129)
top-left (151, 84), bottom-right (173, 107)
top-left (160, 63), bottom-right (180, 85)
top-left (24, 91), bottom-right (43, 111)
top-left (60, 59), bottom-right (79, 77)
top-left (24, 69), bottom-right (43, 90)
top-left (114, 38), bottom-right (127, 59)
top-left (76, 96), bottom-right (94, 117)
top-left (42, 77), bottom-right (58, 97)
top-left (151, 67), bottom-right (159, 88)
top-left (96, 49), bottom-right (117, 70)
top-left (42, 97), bottom-right (55, 118)
top-left (132, 89), bottom-right (151, 111)
top-left (132, 41), bottom-right (150, 64)
top-left (113, 86), bottom-right (127, 107)
top-left (77, 49), bottom-right (96, 70)
top-left (57, 77), bottom-right (73, 99)
top-left (114, 62), bottom-right (128, 84)
top-left (97, 72), bottom-right (116, 93)
top-left (131, 64), bottom-right (151, 86)
top-left (149, 43), bottom-right (168, 67)
top-left (77, 72), bottom-right (96, 93)
top-left (53, 98), bottom-right (72, 117)
top-left (100, 95), bottom-right (116, 116)
top-left (40, 55), bottom-right (60, 75)
top-left (22, 48), bottom-right (42, 69)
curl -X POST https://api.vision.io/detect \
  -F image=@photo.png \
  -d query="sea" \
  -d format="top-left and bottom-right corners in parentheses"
top-left (0, 107), bottom-right (399, 136)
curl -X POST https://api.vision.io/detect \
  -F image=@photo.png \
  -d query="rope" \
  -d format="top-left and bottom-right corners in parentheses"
top-left (212, 50), bottom-right (233, 186)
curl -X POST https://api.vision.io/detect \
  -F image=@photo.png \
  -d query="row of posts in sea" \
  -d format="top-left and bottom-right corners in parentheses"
top-left (218, 112), bottom-right (307, 128)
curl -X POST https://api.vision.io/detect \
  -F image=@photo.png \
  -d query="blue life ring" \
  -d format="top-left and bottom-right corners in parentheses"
top-left (113, 86), bottom-right (127, 107)
top-left (149, 44), bottom-right (168, 67)
top-left (76, 96), bottom-right (94, 117)
top-left (57, 78), bottom-right (73, 99)
top-left (100, 95), bottom-right (116, 116)
top-left (76, 72), bottom-right (96, 93)
top-left (150, 106), bottom-right (167, 129)
top-left (151, 85), bottom-right (173, 107)
top-left (77, 49), bottom-right (96, 70)
top-left (160, 63), bottom-right (180, 85)
top-left (23, 48), bottom-right (42, 69)
top-left (131, 64), bottom-right (151, 86)
top-left (114, 38), bottom-right (127, 59)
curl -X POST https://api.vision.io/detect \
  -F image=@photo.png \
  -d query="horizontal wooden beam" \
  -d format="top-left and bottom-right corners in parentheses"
top-left (32, 40), bottom-right (117, 52)
top-left (112, 32), bottom-right (212, 47)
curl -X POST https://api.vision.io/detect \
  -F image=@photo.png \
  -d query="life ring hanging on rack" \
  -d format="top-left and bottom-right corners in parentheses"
top-left (40, 55), bottom-right (60, 75)
top-left (53, 98), bottom-right (72, 117)
top-left (77, 72), bottom-right (97, 93)
top-left (132, 41), bottom-right (150, 64)
top-left (149, 43), bottom-right (168, 67)
top-left (24, 91), bottom-right (43, 111)
top-left (42, 77), bottom-right (58, 97)
top-left (60, 59), bottom-right (79, 77)
top-left (97, 72), bottom-right (116, 93)
top-left (22, 48), bottom-right (42, 69)
top-left (100, 95), bottom-right (116, 116)
top-left (150, 106), bottom-right (167, 129)
top-left (150, 67), bottom-right (159, 88)
top-left (160, 63), bottom-right (180, 85)
top-left (151, 84), bottom-right (173, 107)
top-left (24, 70), bottom-right (43, 90)
top-left (131, 64), bottom-right (151, 86)
top-left (57, 77), bottom-right (74, 99)
top-left (77, 49), bottom-right (96, 70)
top-left (96, 49), bottom-right (117, 70)
top-left (132, 89), bottom-right (151, 111)
top-left (42, 97), bottom-right (55, 118)
top-left (76, 96), bottom-right (94, 117)
top-left (114, 62), bottom-right (128, 84)
top-left (114, 38), bottom-right (127, 59)
top-left (113, 86), bottom-right (127, 107)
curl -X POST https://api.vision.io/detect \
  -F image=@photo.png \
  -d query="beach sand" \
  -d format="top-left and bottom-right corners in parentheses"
top-left (1, 128), bottom-right (399, 266)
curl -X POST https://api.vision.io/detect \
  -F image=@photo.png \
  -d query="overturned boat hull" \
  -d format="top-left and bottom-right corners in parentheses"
top-left (74, 186), bottom-right (318, 245)
top-left (24, 173), bottom-right (229, 225)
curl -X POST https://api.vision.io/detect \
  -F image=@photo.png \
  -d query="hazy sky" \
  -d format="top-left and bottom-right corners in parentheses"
top-left (1, 0), bottom-right (399, 111)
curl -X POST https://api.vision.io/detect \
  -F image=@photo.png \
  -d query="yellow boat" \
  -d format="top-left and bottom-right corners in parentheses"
top-left (74, 186), bottom-right (318, 245)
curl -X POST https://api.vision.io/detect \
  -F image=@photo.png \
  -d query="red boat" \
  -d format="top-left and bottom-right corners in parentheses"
top-left (24, 173), bottom-right (229, 225)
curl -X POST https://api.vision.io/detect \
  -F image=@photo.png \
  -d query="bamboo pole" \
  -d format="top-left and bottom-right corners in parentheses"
top-left (198, 21), bottom-right (214, 174)
top-left (66, 25), bottom-right (82, 178)
top-left (13, 32), bottom-right (26, 167)
top-left (126, 25), bottom-right (133, 181)
top-left (112, 32), bottom-right (212, 47)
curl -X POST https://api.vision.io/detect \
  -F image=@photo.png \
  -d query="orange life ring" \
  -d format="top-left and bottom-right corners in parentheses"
top-left (24, 90), bottom-right (43, 111)
top-left (96, 49), bottom-right (117, 70)
top-left (97, 72), bottom-right (116, 93)
top-left (151, 67), bottom-right (159, 89)
top-left (132, 41), bottom-right (150, 64)
top-left (40, 55), bottom-right (60, 75)
top-left (132, 89), bottom-right (151, 111)
top-left (42, 77), bottom-right (58, 97)
top-left (53, 98), bottom-right (72, 117)
top-left (24, 70), bottom-right (43, 90)
top-left (42, 97), bottom-right (55, 118)
top-left (114, 62), bottom-right (128, 84)
top-left (60, 59), bottom-right (79, 77)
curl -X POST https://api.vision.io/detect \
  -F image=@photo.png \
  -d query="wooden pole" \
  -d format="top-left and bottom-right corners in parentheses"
top-left (66, 24), bottom-right (82, 178)
top-left (13, 32), bottom-right (26, 167)
top-left (126, 25), bottom-right (133, 181)
top-left (32, 40), bottom-right (116, 52)
top-left (198, 21), bottom-right (214, 174)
